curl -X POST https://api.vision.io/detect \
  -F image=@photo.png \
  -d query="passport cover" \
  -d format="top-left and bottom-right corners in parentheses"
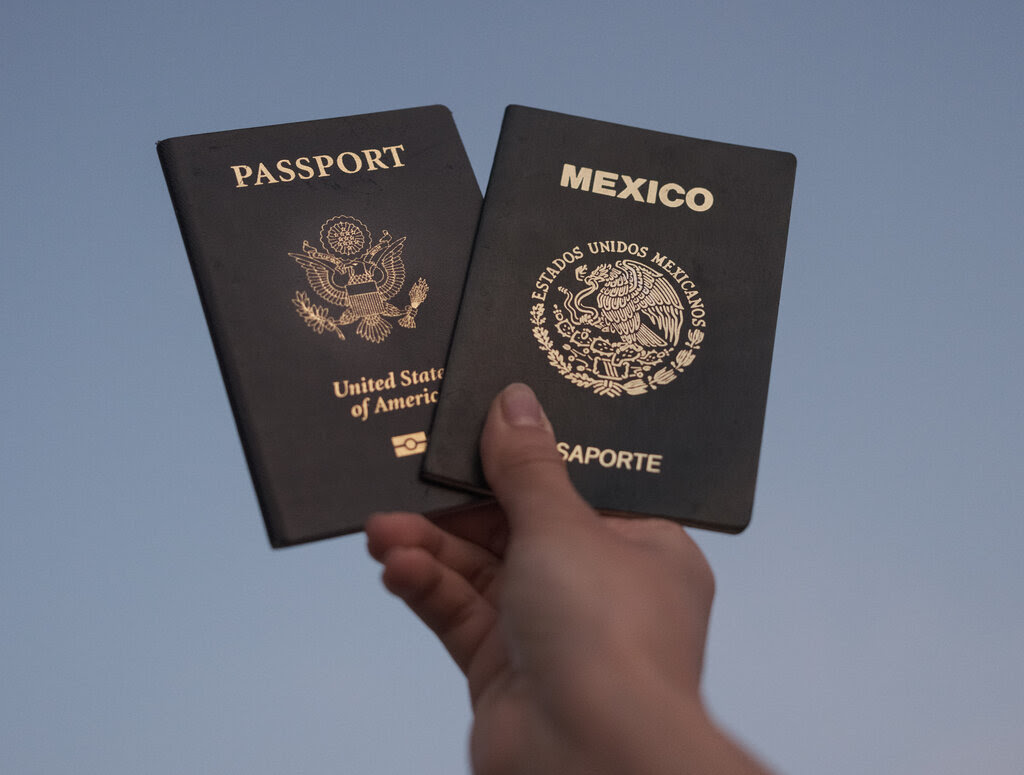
top-left (158, 106), bottom-right (481, 547)
top-left (422, 106), bottom-right (796, 533)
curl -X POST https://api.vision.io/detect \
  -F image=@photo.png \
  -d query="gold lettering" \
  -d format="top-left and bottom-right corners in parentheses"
top-left (383, 145), bottom-right (405, 167)
top-left (362, 148), bottom-right (386, 170)
top-left (557, 442), bottom-right (664, 474)
top-left (294, 157), bottom-right (315, 180)
top-left (337, 151), bottom-right (363, 173)
top-left (658, 182), bottom-right (685, 207)
top-left (560, 163), bottom-right (592, 191)
top-left (591, 170), bottom-right (618, 196)
top-left (617, 174), bottom-right (646, 201)
top-left (333, 371), bottom-right (395, 398)
top-left (399, 367), bottom-right (443, 387)
top-left (558, 164), bottom-right (712, 212)
top-left (313, 155), bottom-right (334, 177)
top-left (351, 397), bottom-right (370, 421)
top-left (276, 159), bottom-right (296, 183)
top-left (337, 367), bottom-right (441, 421)
top-left (254, 163), bottom-right (277, 185)
top-left (686, 187), bottom-right (713, 212)
top-left (230, 165), bottom-right (253, 188)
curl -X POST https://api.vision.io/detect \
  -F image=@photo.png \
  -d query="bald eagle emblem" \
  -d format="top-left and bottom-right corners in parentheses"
top-left (289, 214), bottom-right (428, 344)
top-left (530, 250), bottom-right (707, 397)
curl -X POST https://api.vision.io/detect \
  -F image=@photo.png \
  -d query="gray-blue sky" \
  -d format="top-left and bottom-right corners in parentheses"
top-left (2, 1), bottom-right (1021, 772)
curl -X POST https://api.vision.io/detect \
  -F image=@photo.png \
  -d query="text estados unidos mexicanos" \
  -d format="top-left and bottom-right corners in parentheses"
top-left (530, 241), bottom-right (706, 329)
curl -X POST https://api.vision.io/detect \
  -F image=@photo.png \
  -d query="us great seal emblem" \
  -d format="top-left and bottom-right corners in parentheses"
top-left (530, 240), bottom-right (706, 397)
top-left (289, 214), bottom-right (429, 344)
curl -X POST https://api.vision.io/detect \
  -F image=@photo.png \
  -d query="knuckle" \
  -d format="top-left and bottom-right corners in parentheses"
top-left (485, 443), bottom-right (567, 486)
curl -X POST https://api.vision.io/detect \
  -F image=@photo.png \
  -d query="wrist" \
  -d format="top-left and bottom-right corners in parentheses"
top-left (572, 670), bottom-right (771, 775)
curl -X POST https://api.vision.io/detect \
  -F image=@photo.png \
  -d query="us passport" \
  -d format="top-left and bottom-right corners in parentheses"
top-left (422, 106), bottom-right (797, 532)
top-left (158, 106), bottom-right (481, 547)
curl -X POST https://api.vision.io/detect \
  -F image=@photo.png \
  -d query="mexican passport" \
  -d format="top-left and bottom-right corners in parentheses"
top-left (422, 106), bottom-right (797, 533)
top-left (158, 107), bottom-right (481, 547)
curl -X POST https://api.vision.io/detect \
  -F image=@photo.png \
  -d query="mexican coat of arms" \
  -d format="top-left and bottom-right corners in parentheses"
top-left (531, 253), bottom-right (706, 397)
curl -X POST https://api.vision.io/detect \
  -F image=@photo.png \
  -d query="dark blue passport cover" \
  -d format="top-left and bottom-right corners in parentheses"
top-left (423, 106), bottom-right (796, 533)
top-left (159, 106), bottom-right (481, 546)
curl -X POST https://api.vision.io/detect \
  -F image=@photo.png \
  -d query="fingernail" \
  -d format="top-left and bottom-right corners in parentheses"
top-left (500, 383), bottom-right (546, 428)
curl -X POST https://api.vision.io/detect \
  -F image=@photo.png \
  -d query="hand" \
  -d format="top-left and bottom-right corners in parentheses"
top-left (366, 383), bottom-right (771, 775)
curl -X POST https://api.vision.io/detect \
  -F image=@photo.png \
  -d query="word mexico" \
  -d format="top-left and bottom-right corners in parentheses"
top-left (557, 441), bottom-right (664, 473)
top-left (230, 144), bottom-right (406, 188)
top-left (560, 163), bottom-right (713, 211)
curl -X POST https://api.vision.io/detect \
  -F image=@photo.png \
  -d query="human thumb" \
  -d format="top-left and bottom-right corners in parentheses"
top-left (479, 383), bottom-right (594, 535)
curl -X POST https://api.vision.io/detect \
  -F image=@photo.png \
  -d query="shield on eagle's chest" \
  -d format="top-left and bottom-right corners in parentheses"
top-left (347, 279), bottom-right (386, 317)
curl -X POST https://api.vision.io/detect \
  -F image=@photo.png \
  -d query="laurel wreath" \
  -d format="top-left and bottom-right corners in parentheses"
top-left (530, 302), bottom-right (704, 397)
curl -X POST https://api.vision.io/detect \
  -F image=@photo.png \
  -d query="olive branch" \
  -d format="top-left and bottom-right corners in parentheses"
top-left (293, 291), bottom-right (347, 340)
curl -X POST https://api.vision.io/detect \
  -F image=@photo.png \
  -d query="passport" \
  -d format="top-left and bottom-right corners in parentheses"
top-left (158, 106), bottom-right (481, 547)
top-left (422, 106), bottom-right (797, 533)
